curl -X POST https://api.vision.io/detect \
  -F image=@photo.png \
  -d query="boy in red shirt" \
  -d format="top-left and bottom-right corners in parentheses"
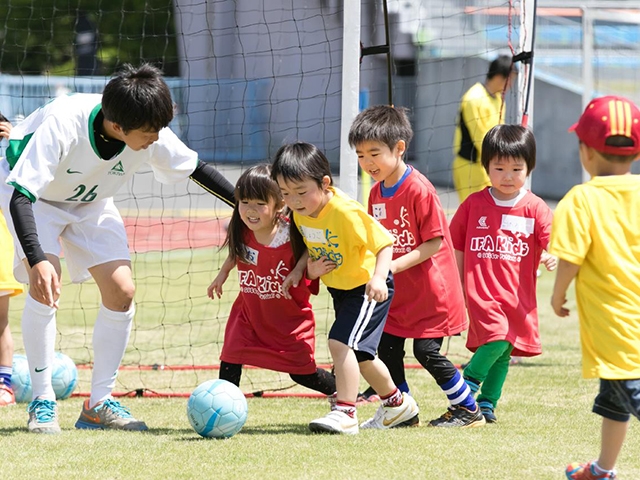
top-left (350, 105), bottom-right (484, 428)
top-left (450, 124), bottom-right (556, 423)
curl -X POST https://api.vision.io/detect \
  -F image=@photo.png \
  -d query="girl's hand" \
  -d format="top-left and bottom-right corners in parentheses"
top-left (281, 270), bottom-right (302, 300)
top-left (207, 270), bottom-right (229, 299)
top-left (307, 256), bottom-right (336, 280)
top-left (365, 274), bottom-right (388, 303)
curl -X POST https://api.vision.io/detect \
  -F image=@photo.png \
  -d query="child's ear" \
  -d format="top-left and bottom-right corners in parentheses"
top-left (395, 140), bottom-right (406, 157)
top-left (321, 175), bottom-right (331, 189)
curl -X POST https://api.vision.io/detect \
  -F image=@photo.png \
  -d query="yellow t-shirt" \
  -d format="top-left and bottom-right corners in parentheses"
top-left (549, 175), bottom-right (640, 379)
top-left (0, 208), bottom-right (24, 296)
top-left (292, 187), bottom-right (393, 290)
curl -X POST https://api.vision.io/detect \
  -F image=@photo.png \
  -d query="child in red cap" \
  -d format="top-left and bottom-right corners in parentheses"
top-left (550, 95), bottom-right (640, 480)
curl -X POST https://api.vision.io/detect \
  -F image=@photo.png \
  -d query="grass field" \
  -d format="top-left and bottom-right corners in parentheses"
top-left (4, 253), bottom-right (640, 479)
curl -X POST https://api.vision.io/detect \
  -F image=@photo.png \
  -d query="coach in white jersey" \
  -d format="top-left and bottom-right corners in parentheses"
top-left (0, 64), bottom-right (235, 434)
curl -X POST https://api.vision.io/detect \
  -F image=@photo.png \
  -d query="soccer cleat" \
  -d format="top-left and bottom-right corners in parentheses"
top-left (309, 409), bottom-right (359, 434)
top-left (0, 384), bottom-right (16, 406)
top-left (75, 398), bottom-right (148, 431)
top-left (27, 398), bottom-right (61, 434)
top-left (428, 405), bottom-right (486, 428)
top-left (565, 462), bottom-right (617, 479)
top-left (360, 392), bottom-right (420, 429)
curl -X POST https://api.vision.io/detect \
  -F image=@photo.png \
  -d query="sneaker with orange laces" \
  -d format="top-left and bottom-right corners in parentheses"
top-left (0, 384), bottom-right (16, 406)
top-left (75, 398), bottom-right (148, 431)
top-left (566, 462), bottom-right (617, 479)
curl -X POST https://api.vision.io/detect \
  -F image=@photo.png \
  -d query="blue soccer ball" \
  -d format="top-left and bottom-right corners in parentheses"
top-left (51, 352), bottom-right (78, 400)
top-left (187, 379), bottom-right (248, 438)
top-left (11, 354), bottom-right (32, 403)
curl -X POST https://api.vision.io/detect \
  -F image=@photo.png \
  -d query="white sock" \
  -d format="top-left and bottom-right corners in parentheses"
top-left (90, 303), bottom-right (134, 408)
top-left (22, 293), bottom-right (57, 401)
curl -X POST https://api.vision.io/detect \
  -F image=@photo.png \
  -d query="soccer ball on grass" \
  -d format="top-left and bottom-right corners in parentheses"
top-left (187, 379), bottom-right (248, 438)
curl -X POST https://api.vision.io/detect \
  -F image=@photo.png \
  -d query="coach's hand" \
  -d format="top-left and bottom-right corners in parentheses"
top-left (29, 260), bottom-right (60, 308)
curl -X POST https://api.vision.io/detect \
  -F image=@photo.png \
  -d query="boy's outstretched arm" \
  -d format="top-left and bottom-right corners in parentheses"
top-left (550, 259), bottom-right (580, 317)
top-left (391, 236), bottom-right (442, 275)
top-left (189, 160), bottom-right (235, 207)
top-left (366, 245), bottom-right (392, 303)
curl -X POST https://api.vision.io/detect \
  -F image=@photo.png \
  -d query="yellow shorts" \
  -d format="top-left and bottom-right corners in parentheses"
top-left (0, 210), bottom-right (24, 296)
top-left (452, 156), bottom-right (491, 203)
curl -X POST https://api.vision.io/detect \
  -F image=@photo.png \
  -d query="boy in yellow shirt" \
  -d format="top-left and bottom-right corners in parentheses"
top-left (550, 95), bottom-right (640, 480)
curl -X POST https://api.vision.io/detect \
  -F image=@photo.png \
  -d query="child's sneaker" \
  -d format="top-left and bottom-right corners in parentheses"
top-left (428, 405), bottom-right (486, 428)
top-left (360, 392), bottom-right (420, 429)
top-left (27, 398), bottom-right (61, 434)
top-left (0, 384), bottom-right (16, 406)
top-left (566, 462), bottom-right (617, 479)
top-left (479, 404), bottom-right (497, 423)
top-left (357, 387), bottom-right (380, 405)
top-left (309, 410), bottom-right (358, 434)
top-left (75, 398), bottom-right (148, 431)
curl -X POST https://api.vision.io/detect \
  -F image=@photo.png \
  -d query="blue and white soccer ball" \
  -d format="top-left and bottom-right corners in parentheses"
top-left (51, 352), bottom-right (78, 400)
top-left (11, 354), bottom-right (32, 403)
top-left (187, 379), bottom-right (248, 438)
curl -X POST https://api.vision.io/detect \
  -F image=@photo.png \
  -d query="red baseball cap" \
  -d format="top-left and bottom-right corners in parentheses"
top-left (569, 95), bottom-right (640, 155)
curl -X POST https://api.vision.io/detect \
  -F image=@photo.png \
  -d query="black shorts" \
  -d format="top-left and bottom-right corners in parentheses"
top-left (593, 378), bottom-right (640, 422)
top-left (326, 272), bottom-right (394, 359)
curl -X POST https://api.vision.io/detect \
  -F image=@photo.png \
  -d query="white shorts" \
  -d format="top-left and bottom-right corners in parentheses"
top-left (0, 180), bottom-right (130, 284)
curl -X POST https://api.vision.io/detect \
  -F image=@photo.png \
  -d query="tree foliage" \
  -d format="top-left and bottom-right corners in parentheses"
top-left (0, 0), bottom-right (179, 76)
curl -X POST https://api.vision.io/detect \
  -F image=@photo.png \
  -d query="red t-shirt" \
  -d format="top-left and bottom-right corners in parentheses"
top-left (369, 168), bottom-right (467, 338)
top-left (449, 188), bottom-right (553, 356)
top-left (220, 230), bottom-right (318, 374)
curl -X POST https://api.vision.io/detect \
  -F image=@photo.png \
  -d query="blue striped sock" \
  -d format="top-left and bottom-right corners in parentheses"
top-left (0, 365), bottom-right (12, 389)
top-left (441, 370), bottom-right (476, 410)
top-left (397, 381), bottom-right (410, 395)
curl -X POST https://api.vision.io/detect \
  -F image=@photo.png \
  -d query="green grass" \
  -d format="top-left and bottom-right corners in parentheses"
top-left (5, 258), bottom-right (640, 479)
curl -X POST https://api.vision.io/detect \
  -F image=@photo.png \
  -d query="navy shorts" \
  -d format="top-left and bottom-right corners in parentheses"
top-left (592, 378), bottom-right (640, 422)
top-left (326, 272), bottom-right (394, 361)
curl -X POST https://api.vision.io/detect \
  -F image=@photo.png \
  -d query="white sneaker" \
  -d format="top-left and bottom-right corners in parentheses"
top-left (309, 410), bottom-right (359, 434)
top-left (360, 392), bottom-right (420, 429)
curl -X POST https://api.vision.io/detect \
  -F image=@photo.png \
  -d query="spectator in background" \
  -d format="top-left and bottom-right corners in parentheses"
top-left (452, 55), bottom-right (517, 202)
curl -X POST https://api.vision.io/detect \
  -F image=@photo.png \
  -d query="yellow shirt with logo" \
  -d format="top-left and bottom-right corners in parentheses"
top-left (549, 175), bottom-right (640, 380)
top-left (293, 187), bottom-right (394, 291)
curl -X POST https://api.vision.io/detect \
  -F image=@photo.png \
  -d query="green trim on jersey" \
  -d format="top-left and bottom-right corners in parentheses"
top-left (6, 133), bottom-right (34, 170)
top-left (88, 104), bottom-right (102, 157)
top-left (8, 181), bottom-right (36, 203)
top-left (88, 104), bottom-right (125, 159)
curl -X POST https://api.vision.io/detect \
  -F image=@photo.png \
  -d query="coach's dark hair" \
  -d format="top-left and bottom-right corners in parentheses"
top-left (270, 142), bottom-right (332, 260)
top-left (481, 124), bottom-right (536, 174)
top-left (348, 105), bottom-right (413, 153)
top-left (224, 164), bottom-right (284, 263)
top-left (487, 55), bottom-right (516, 80)
top-left (102, 63), bottom-right (173, 133)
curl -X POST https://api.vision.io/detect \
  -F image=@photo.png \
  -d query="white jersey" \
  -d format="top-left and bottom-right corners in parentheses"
top-left (3, 93), bottom-right (197, 203)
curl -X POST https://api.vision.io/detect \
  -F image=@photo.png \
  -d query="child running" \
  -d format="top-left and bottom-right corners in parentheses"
top-left (349, 105), bottom-right (483, 428)
top-left (208, 164), bottom-right (335, 396)
top-left (271, 142), bottom-right (419, 435)
top-left (550, 96), bottom-right (640, 480)
top-left (449, 124), bottom-right (556, 423)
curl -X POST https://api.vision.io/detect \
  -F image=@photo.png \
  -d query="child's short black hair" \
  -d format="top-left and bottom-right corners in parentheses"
top-left (270, 142), bottom-right (333, 188)
top-left (348, 105), bottom-right (413, 153)
top-left (481, 124), bottom-right (536, 174)
top-left (487, 55), bottom-right (516, 80)
top-left (102, 63), bottom-right (173, 133)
